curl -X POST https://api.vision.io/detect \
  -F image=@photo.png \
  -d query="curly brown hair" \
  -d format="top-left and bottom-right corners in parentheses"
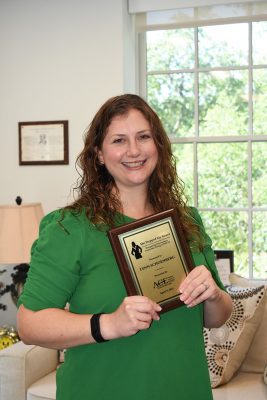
top-left (67, 94), bottom-right (201, 246)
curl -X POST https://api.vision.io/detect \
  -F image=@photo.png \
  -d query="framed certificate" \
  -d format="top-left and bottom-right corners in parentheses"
top-left (214, 250), bottom-right (234, 286)
top-left (108, 209), bottom-right (195, 313)
top-left (18, 120), bottom-right (69, 165)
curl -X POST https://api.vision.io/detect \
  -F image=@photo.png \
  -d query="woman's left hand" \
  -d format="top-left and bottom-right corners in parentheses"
top-left (178, 265), bottom-right (221, 308)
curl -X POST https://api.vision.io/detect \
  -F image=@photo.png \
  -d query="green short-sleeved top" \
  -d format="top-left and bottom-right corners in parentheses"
top-left (18, 208), bottom-right (224, 400)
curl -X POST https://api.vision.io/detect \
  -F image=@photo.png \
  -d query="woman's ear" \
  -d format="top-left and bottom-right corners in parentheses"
top-left (95, 147), bottom-right (104, 165)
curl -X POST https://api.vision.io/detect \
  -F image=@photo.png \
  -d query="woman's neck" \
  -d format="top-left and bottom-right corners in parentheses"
top-left (122, 202), bottom-right (154, 219)
top-left (117, 186), bottom-right (155, 219)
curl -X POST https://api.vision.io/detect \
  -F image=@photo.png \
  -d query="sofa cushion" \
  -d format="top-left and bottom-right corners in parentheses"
top-left (27, 371), bottom-right (56, 400)
top-left (204, 283), bottom-right (266, 388)
top-left (212, 371), bottom-right (267, 400)
top-left (0, 342), bottom-right (58, 400)
top-left (229, 273), bottom-right (267, 373)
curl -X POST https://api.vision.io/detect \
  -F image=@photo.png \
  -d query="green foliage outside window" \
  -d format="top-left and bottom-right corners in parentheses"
top-left (146, 22), bottom-right (267, 279)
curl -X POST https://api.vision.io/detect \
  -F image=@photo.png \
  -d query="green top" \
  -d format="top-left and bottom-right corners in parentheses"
top-left (19, 207), bottom-right (224, 400)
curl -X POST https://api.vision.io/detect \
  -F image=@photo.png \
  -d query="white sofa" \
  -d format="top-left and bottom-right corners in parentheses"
top-left (0, 274), bottom-right (266, 400)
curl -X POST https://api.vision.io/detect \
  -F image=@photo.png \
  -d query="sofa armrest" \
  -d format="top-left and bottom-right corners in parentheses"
top-left (0, 341), bottom-right (58, 400)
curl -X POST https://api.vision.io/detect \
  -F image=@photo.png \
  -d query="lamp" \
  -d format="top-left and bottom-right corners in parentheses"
top-left (0, 196), bottom-right (44, 309)
top-left (0, 197), bottom-right (44, 264)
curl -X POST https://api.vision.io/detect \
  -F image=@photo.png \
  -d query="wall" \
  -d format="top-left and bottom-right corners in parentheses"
top-left (0, 0), bottom-right (135, 326)
top-left (0, 0), bottom-right (135, 215)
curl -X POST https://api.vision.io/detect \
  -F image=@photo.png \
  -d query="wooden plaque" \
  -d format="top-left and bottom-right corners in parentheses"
top-left (108, 209), bottom-right (195, 313)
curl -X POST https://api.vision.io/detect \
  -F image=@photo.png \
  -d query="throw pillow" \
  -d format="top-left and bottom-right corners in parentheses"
top-left (203, 284), bottom-right (266, 388)
top-left (229, 272), bottom-right (263, 287)
top-left (229, 273), bottom-right (267, 373)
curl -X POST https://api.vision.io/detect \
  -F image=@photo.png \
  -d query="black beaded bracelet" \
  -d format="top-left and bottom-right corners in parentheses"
top-left (90, 313), bottom-right (109, 343)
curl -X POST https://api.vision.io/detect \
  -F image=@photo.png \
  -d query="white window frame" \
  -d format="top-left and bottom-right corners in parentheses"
top-left (137, 14), bottom-right (267, 279)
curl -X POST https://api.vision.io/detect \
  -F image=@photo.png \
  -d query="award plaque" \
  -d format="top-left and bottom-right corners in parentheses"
top-left (108, 209), bottom-right (195, 313)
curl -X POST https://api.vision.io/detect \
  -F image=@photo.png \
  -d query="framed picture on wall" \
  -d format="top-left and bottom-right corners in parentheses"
top-left (18, 120), bottom-right (69, 165)
top-left (214, 250), bottom-right (234, 286)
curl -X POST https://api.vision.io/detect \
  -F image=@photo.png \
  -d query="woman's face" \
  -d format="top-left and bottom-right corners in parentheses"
top-left (97, 109), bottom-right (158, 192)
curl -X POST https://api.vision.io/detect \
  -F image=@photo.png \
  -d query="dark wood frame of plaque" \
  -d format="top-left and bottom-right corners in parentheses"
top-left (108, 209), bottom-right (195, 313)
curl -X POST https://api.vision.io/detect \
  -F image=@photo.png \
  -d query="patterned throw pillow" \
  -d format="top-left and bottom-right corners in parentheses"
top-left (204, 284), bottom-right (266, 388)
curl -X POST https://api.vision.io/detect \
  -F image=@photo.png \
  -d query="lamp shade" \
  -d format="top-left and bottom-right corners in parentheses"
top-left (0, 202), bottom-right (44, 264)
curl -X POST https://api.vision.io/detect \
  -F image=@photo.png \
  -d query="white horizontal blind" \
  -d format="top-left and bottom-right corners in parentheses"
top-left (129, 0), bottom-right (267, 14)
top-left (134, 1), bottom-right (267, 31)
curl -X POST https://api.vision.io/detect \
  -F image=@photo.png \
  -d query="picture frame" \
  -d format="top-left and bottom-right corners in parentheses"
top-left (214, 250), bottom-right (234, 286)
top-left (18, 120), bottom-right (69, 165)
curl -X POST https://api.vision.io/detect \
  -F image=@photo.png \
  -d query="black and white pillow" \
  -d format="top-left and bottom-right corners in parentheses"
top-left (203, 284), bottom-right (266, 388)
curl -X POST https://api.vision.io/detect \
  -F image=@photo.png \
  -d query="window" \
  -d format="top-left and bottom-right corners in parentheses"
top-left (138, 8), bottom-right (267, 279)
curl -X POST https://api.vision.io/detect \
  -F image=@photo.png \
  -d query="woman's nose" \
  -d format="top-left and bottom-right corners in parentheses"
top-left (126, 140), bottom-right (141, 157)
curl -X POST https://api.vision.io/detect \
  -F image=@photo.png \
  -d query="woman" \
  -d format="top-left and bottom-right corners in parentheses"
top-left (17, 94), bottom-right (232, 400)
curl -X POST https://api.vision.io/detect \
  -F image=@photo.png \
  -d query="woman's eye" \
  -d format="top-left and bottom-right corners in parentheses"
top-left (139, 134), bottom-right (151, 140)
top-left (113, 137), bottom-right (124, 144)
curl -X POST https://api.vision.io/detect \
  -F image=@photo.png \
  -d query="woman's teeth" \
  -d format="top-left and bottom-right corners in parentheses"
top-left (122, 161), bottom-right (145, 167)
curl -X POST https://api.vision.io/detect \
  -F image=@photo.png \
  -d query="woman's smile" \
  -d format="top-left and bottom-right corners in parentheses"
top-left (121, 160), bottom-right (146, 168)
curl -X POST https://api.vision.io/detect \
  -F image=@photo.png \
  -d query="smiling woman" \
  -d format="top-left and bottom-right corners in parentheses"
top-left (17, 94), bottom-right (232, 400)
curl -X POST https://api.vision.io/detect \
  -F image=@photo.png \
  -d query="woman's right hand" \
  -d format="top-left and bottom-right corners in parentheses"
top-left (99, 296), bottom-right (162, 340)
